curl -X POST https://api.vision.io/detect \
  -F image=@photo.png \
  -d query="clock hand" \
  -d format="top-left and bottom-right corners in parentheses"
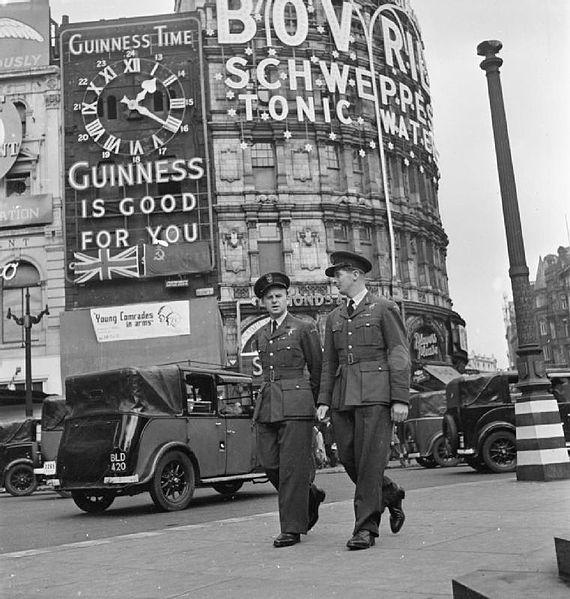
top-left (132, 103), bottom-right (168, 127)
top-left (134, 78), bottom-right (157, 105)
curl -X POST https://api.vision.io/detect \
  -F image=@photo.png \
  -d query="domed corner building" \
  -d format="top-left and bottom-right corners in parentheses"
top-left (175, 0), bottom-right (468, 389)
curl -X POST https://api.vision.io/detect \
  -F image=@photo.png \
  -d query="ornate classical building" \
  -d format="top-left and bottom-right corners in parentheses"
top-left (177, 0), bottom-right (468, 384)
top-left (0, 0), bottom-right (65, 395)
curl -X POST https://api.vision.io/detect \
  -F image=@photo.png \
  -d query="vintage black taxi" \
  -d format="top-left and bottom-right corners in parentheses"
top-left (443, 370), bottom-right (570, 473)
top-left (56, 364), bottom-right (266, 513)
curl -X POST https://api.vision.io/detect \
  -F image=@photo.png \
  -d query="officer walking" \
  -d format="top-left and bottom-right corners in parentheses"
top-left (252, 272), bottom-right (326, 548)
top-left (316, 252), bottom-right (410, 550)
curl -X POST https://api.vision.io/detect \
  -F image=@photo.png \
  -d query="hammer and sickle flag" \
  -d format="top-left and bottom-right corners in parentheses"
top-left (143, 241), bottom-right (211, 277)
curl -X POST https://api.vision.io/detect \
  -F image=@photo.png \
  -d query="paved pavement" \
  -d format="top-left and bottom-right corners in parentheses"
top-left (2, 473), bottom-right (569, 599)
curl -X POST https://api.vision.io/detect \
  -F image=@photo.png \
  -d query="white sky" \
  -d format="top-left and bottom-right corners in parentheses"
top-left (48, 0), bottom-right (570, 368)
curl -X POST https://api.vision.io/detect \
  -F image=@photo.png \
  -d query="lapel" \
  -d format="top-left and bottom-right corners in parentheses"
top-left (269, 313), bottom-right (290, 339)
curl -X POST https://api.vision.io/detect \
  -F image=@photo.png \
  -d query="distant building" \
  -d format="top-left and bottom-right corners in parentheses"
top-left (466, 353), bottom-right (498, 373)
top-left (504, 246), bottom-right (570, 368)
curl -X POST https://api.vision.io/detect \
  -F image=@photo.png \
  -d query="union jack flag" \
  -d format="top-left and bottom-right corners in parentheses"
top-left (72, 246), bottom-right (140, 284)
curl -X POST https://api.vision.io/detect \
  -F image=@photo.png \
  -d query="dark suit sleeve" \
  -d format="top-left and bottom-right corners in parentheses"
top-left (317, 314), bottom-right (338, 407)
top-left (300, 322), bottom-right (323, 402)
top-left (381, 301), bottom-right (411, 405)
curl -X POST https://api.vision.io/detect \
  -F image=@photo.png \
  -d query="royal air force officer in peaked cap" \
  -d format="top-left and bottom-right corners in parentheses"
top-left (317, 251), bottom-right (411, 550)
top-left (251, 272), bottom-right (326, 548)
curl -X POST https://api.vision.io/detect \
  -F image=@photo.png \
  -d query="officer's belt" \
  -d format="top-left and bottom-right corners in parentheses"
top-left (263, 368), bottom-right (305, 382)
top-left (338, 352), bottom-right (387, 366)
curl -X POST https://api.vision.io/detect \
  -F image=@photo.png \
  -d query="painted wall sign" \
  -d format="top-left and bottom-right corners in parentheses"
top-left (90, 300), bottom-right (190, 342)
top-left (0, 193), bottom-right (52, 228)
top-left (212, 0), bottom-right (434, 156)
top-left (0, 98), bottom-right (22, 178)
top-left (411, 325), bottom-right (442, 361)
top-left (0, 0), bottom-right (50, 71)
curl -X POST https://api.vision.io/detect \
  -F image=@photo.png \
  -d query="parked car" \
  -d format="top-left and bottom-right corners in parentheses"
top-left (403, 390), bottom-right (460, 468)
top-left (0, 418), bottom-right (39, 496)
top-left (443, 370), bottom-right (570, 473)
top-left (57, 364), bottom-right (267, 513)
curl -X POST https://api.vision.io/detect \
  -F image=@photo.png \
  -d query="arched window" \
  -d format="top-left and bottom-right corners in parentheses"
top-left (107, 95), bottom-right (117, 120)
top-left (1, 261), bottom-right (42, 344)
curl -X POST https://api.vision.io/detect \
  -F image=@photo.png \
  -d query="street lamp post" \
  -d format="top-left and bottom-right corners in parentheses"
top-left (477, 40), bottom-right (570, 481)
top-left (6, 288), bottom-right (49, 418)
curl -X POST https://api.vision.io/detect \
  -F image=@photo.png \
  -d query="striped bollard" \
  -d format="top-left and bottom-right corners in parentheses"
top-left (516, 391), bottom-right (570, 481)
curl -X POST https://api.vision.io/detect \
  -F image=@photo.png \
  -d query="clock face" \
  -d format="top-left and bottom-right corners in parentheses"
top-left (80, 58), bottom-right (190, 156)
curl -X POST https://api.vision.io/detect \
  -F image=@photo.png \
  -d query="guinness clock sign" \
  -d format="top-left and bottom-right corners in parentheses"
top-left (60, 13), bottom-right (212, 306)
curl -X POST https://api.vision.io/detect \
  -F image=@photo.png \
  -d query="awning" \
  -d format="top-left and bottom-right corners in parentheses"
top-left (423, 364), bottom-right (461, 385)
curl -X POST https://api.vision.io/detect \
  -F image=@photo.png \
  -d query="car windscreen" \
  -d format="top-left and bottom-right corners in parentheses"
top-left (66, 365), bottom-right (183, 417)
top-left (0, 418), bottom-right (36, 445)
top-left (41, 397), bottom-right (70, 430)
top-left (415, 391), bottom-right (447, 417)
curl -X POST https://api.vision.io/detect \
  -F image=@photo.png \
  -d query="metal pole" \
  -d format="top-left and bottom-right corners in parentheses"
top-left (477, 40), bottom-right (570, 481)
top-left (24, 288), bottom-right (33, 418)
top-left (236, 299), bottom-right (242, 373)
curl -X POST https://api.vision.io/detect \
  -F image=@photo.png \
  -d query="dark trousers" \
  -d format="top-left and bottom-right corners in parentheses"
top-left (256, 420), bottom-right (317, 534)
top-left (331, 404), bottom-right (402, 537)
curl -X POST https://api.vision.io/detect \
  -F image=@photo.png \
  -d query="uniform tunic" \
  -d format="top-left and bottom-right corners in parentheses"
top-left (318, 292), bottom-right (411, 536)
top-left (252, 313), bottom-right (322, 533)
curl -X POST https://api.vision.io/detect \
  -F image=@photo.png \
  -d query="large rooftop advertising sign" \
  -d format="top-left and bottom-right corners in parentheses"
top-left (60, 13), bottom-right (212, 285)
top-left (212, 0), bottom-right (434, 156)
top-left (0, 0), bottom-right (50, 71)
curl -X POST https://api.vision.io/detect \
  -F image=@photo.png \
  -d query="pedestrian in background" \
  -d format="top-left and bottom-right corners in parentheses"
top-left (252, 272), bottom-right (326, 548)
top-left (317, 251), bottom-right (411, 550)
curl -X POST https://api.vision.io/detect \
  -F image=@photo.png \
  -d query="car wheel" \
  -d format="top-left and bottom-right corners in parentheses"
top-left (481, 430), bottom-right (517, 473)
top-left (432, 436), bottom-right (460, 468)
top-left (416, 456), bottom-right (437, 468)
top-left (442, 414), bottom-right (459, 454)
top-left (212, 481), bottom-right (244, 496)
top-left (4, 463), bottom-right (38, 496)
top-left (72, 490), bottom-right (115, 513)
top-left (150, 450), bottom-right (195, 511)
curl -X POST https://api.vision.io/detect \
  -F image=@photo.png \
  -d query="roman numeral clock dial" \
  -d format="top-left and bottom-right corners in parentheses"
top-left (80, 58), bottom-right (191, 157)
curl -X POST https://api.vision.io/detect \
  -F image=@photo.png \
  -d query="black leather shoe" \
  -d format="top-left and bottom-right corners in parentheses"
top-left (273, 533), bottom-right (301, 548)
top-left (346, 530), bottom-right (376, 550)
top-left (308, 487), bottom-right (326, 531)
top-left (389, 490), bottom-right (406, 534)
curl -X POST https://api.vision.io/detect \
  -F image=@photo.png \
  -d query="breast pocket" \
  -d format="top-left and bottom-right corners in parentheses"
top-left (354, 318), bottom-right (382, 346)
top-left (281, 379), bottom-right (315, 417)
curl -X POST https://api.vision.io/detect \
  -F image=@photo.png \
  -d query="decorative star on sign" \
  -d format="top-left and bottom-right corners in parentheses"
top-left (226, 90), bottom-right (235, 99)
top-left (307, 4), bottom-right (315, 13)
top-left (304, 144), bottom-right (313, 152)
top-left (395, 98), bottom-right (400, 105)
top-left (419, 165), bottom-right (424, 173)
top-left (260, 111), bottom-right (270, 120)
top-left (310, 54), bottom-right (319, 64)
top-left (356, 116), bottom-right (364, 125)
top-left (387, 142), bottom-right (394, 150)
top-left (268, 48), bottom-right (277, 56)
top-left (240, 141), bottom-right (248, 149)
top-left (245, 47), bottom-right (253, 56)
top-left (206, 28), bottom-right (215, 36)
top-left (349, 35), bottom-right (355, 43)
top-left (369, 141), bottom-right (376, 149)
top-left (392, 68), bottom-right (398, 75)
top-left (283, 130), bottom-right (292, 140)
top-left (410, 150), bottom-right (415, 158)
top-left (316, 25), bottom-right (325, 34)
top-left (349, 79), bottom-right (356, 87)
top-left (279, 72), bottom-right (288, 80)
top-left (403, 158), bottom-right (410, 166)
top-left (329, 132), bottom-right (337, 141)
top-left (214, 72), bottom-right (223, 81)
top-left (227, 108), bottom-right (237, 117)
top-left (359, 149), bottom-right (366, 157)
top-left (254, 12), bottom-right (262, 21)
top-left (332, 50), bottom-right (339, 58)
top-left (350, 52), bottom-right (357, 61)
top-left (316, 78), bottom-right (324, 87)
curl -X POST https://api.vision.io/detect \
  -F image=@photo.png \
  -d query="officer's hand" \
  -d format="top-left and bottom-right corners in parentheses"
top-left (391, 402), bottom-right (408, 423)
top-left (316, 405), bottom-right (329, 421)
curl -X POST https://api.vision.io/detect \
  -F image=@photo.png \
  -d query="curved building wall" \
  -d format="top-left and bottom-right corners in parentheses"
top-left (177, 0), bottom-right (468, 380)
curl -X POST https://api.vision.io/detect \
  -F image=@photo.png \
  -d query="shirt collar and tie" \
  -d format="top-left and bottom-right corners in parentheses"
top-left (270, 312), bottom-right (287, 334)
top-left (346, 288), bottom-right (367, 315)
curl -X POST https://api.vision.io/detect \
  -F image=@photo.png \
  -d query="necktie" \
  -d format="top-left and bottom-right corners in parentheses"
top-left (347, 300), bottom-right (355, 316)
top-left (271, 320), bottom-right (277, 334)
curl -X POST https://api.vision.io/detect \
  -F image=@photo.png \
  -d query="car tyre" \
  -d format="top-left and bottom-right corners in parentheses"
top-left (72, 490), bottom-right (116, 513)
top-left (432, 436), bottom-right (460, 468)
top-left (212, 481), bottom-right (244, 496)
top-left (416, 456), bottom-right (437, 468)
top-left (481, 430), bottom-right (517, 473)
top-left (150, 450), bottom-right (195, 511)
top-left (4, 463), bottom-right (38, 496)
